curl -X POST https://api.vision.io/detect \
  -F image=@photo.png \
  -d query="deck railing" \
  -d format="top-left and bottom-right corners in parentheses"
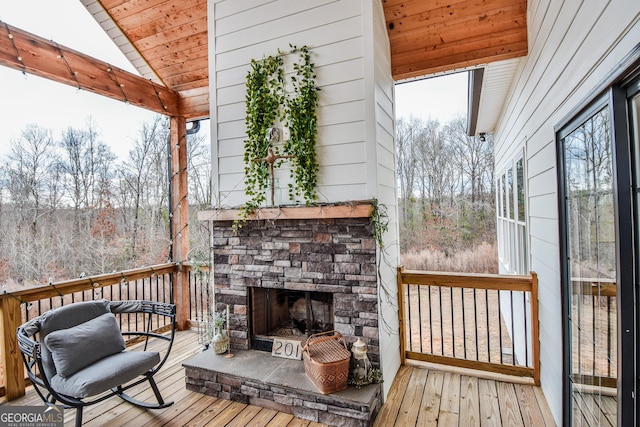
top-left (397, 266), bottom-right (540, 384)
top-left (571, 278), bottom-right (617, 389)
top-left (0, 262), bottom-right (211, 400)
top-left (188, 266), bottom-right (213, 329)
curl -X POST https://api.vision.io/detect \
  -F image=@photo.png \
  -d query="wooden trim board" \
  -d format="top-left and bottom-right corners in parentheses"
top-left (198, 203), bottom-right (373, 222)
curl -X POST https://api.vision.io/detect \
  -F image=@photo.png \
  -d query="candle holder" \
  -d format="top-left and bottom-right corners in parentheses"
top-left (348, 338), bottom-right (383, 387)
top-left (349, 338), bottom-right (371, 386)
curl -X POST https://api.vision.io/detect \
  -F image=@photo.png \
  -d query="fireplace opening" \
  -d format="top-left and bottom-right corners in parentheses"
top-left (250, 288), bottom-right (334, 352)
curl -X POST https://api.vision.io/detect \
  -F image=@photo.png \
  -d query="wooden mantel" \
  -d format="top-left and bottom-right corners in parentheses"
top-left (197, 202), bottom-right (373, 222)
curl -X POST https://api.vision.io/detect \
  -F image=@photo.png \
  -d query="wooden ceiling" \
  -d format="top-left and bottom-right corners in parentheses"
top-left (383, 0), bottom-right (528, 80)
top-left (86, 0), bottom-right (209, 120)
top-left (0, 1), bottom-right (527, 119)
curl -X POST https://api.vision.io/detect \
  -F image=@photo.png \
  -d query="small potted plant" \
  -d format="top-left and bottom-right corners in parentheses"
top-left (209, 309), bottom-right (228, 354)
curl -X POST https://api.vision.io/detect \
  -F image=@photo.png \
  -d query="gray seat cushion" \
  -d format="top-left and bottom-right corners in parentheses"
top-left (44, 313), bottom-right (125, 378)
top-left (50, 350), bottom-right (160, 399)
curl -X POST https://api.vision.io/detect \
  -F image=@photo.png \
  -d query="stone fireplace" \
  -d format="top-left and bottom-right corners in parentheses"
top-left (210, 205), bottom-right (380, 366)
top-left (185, 204), bottom-right (384, 426)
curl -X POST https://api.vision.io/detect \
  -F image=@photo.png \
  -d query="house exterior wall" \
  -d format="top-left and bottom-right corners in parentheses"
top-left (207, 0), bottom-right (400, 399)
top-left (492, 1), bottom-right (640, 424)
top-left (209, 0), bottom-right (385, 206)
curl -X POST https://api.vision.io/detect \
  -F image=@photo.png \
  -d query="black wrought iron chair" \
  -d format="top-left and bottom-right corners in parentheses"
top-left (17, 299), bottom-right (176, 426)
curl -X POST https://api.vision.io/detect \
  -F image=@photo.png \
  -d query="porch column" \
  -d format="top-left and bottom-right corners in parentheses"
top-left (170, 116), bottom-right (190, 330)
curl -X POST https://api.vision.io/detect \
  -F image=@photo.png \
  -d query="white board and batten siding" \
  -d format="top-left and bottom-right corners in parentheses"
top-left (492, 1), bottom-right (640, 424)
top-left (208, 0), bottom-right (400, 399)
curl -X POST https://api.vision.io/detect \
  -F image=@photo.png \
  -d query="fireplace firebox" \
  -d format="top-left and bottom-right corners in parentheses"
top-left (250, 288), bottom-right (333, 351)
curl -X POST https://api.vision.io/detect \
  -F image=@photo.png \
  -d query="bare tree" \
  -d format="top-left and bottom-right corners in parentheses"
top-left (3, 125), bottom-right (60, 282)
top-left (117, 115), bottom-right (169, 264)
top-left (415, 118), bottom-right (453, 221)
top-left (444, 116), bottom-right (493, 204)
top-left (0, 117), bottom-right (177, 285)
top-left (396, 117), bottom-right (419, 223)
top-left (396, 114), bottom-right (496, 254)
top-left (187, 129), bottom-right (212, 208)
top-left (6, 124), bottom-right (57, 236)
top-left (59, 118), bottom-right (116, 235)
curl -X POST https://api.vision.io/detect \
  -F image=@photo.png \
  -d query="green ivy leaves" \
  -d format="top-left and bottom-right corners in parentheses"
top-left (239, 45), bottom-right (319, 229)
top-left (243, 53), bottom-right (284, 213)
top-left (284, 45), bottom-right (319, 205)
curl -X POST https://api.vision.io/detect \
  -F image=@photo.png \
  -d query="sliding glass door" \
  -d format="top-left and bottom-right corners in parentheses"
top-left (559, 103), bottom-right (618, 426)
top-left (558, 76), bottom-right (640, 426)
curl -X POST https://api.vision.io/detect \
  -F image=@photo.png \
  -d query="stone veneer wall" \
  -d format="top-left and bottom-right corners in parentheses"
top-left (212, 215), bottom-right (380, 365)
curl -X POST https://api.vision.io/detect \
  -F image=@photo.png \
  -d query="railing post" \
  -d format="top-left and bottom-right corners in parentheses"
top-left (530, 271), bottom-right (540, 386)
top-left (0, 295), bottom-right (25, 399)
top-left (397, 266), bottom-right (406, 365)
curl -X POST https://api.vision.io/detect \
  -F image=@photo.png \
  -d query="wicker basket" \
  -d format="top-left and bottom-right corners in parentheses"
top-left (303, 331), bottom-right (351, 394)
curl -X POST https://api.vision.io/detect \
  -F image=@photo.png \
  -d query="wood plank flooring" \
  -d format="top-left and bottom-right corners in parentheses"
top-left (1, 330), bottom-right (326, 427)
top-left (2, 330), bottom-right (559, 426)
top-left (374, 365), bottom-right (557, 427)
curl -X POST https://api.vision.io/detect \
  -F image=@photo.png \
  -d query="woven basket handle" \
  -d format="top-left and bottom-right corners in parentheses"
top-left (303, 330), bottom-right (346, 353)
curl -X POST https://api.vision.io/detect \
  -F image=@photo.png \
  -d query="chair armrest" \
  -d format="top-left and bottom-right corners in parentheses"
top-left (17, 325), bottom-right (51, 392)
top-left (109, 300), bottom-right (176, 318)
top-left (17, 327), bottom-right (41, 360)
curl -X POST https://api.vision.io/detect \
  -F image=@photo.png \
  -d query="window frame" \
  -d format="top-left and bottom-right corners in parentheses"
top-left (496, 148), bottom-right (528, 275)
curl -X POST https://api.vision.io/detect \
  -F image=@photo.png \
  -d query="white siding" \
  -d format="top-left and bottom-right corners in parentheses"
top-left (493, 1), bottom-right (640, 423)
top-left (208, 0), bottom-right (400, 398)
top-left (366, 0), bottom-right (401, 399)
top-left (210, 0), bottom-right (375, 207)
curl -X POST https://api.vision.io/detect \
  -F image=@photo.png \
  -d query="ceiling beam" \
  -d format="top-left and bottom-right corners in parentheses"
top-left (0, 21), bottom-right (181, 116)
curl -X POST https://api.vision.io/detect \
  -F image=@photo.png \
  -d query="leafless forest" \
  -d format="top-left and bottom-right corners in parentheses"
top-left (0, 115), bottom-right (211, 290)
top-left (396, 115), bottom-right (497, 273)
top-left (0, 113), bottom-right (497, 290)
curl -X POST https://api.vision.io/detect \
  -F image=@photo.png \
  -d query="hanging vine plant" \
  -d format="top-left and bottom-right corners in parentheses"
top-left (284, 45), bottom-right (319, 204)
top-left (242, 53), bottom-right (285, 218)
top-left (238, 45), bottom-right (319, 228)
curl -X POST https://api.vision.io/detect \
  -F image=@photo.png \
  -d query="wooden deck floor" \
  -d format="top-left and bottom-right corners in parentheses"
top-left (1, 330), bottom-right (556, 426)
top-left (374, 364), bottom-right (556, 427)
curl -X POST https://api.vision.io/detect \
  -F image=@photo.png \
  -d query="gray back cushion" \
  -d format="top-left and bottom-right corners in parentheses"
top-left (37, 300), bottom-right (112, 379)
top-left (44, 312), bottom-right (125, 378)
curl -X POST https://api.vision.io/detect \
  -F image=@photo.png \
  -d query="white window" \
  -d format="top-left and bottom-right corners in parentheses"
top-left (497, 153), bottom-right (528, 274)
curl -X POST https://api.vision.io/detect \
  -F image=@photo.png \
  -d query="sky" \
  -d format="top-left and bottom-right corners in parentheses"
top-left (0, 1), bottom-right (158, 160)
top-left (395, 72), bottom-right (468, 124)
top-left (0, 2), bottom-right (467, 160)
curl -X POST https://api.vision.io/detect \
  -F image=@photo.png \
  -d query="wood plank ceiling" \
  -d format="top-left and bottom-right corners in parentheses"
top-left (383, 0), bottom-right (528, 81)
top-left (0, 0), bottom-right (527, 119)
top-left (86, 0), bottom-right (210, 120)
